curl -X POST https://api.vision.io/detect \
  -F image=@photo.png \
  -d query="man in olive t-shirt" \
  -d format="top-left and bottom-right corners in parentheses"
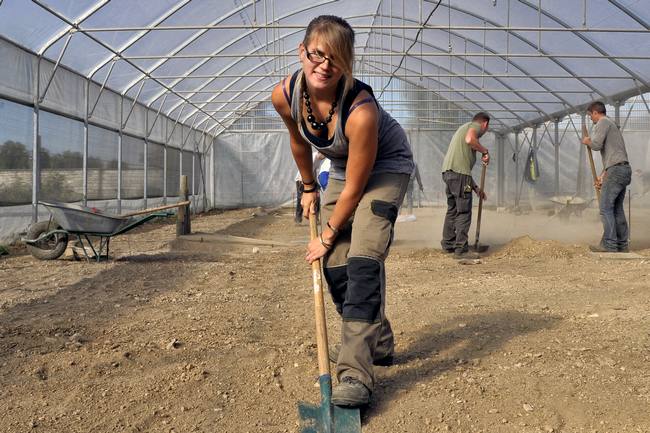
top-left (441, 112), bottom-right (491, 257)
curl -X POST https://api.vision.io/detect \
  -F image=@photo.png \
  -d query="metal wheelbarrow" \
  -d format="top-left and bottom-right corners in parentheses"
top-left (23, 201), bottom-right (188, 262)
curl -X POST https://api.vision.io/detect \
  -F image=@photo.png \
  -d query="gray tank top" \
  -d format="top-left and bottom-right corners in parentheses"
top-left (286, 71), bottom-right (414, 180)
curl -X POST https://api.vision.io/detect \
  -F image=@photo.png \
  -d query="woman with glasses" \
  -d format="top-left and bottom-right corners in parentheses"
top-left (272, 15), bottom-right (414, 407)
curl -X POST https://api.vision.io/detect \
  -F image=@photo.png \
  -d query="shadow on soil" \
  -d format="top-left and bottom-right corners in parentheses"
top-left (364, 310), bottom-right (561, 421)
top-left (0, 255), bottom-right (198, 363)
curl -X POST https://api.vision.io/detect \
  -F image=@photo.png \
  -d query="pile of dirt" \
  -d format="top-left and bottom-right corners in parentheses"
top-left (492, 235), bottom-right (586, 259)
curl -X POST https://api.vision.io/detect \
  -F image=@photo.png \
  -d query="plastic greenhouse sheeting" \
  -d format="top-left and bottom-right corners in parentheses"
top-left (2, 1), bottom-right (650, 244)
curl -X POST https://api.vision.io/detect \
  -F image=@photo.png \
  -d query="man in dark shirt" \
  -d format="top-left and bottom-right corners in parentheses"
top-left (582, 101), bottom-right (631, 252)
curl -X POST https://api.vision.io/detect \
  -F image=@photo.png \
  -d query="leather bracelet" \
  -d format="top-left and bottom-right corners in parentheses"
top-left (303, 186), bottom-right (318, 193)
top-left (319, 234), bottom-right (333, 250)
top-left (302, 179), bottom-right (316, 186)
top-left (326, 221), bottom-right (340, 237)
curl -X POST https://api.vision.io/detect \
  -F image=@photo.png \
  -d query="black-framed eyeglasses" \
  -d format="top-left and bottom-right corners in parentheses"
top-left (306, 50), bottom-right (336, 68)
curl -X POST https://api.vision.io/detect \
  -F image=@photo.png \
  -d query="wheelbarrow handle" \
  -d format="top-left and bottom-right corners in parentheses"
top-left (121, 201), bottom-right (191, 218)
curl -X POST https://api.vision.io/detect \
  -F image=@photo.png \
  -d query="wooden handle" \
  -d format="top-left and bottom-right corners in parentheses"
top-left (309, 211), bottom-right (331, 377)
top-left (582, 124), bottom-right (601, 205)
top-left (122, 201), bottom-right (191, 217)
top-left (474, 163), bottom-right (487, 247)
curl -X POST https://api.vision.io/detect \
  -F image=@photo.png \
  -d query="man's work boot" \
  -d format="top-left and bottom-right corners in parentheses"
top-left (589, 244), bottom-right (617, 253)
top-left (328, 344), bottom-right (394, 366)
top-left (331, 377), bottom-right (371, 407)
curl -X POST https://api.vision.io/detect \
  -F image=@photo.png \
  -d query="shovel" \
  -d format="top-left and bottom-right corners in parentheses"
top-left (471, 163), bottom-right (489, 253)
top-left (298, 212), bottom-right (361, 433)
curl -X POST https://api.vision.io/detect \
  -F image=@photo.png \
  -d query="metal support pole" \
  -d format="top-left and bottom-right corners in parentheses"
top-left (210, 136), bottom-right (216, 209)
top-left (117, 96), bottom-right (123, 214)
top-left (143, 138), bottom-right (148, 210)
top-left (83, 80), bottom-right (89, 206)
top-left (38, 31), bottom-right (73, 103)
top-left (514, 131), bottom-right (519, 208)
top-left (32, 104), bottom-right (40, 223)
top-left (614, 102), bottom-right (621, 128)
top-left (497, 134), bottom-right (505, 207)
top-left (191, 143), bottom-right (196, 213)
top-left (554, 118), bottom-right (560, 196)
top-left (163, 143), bottom-right (168, 205)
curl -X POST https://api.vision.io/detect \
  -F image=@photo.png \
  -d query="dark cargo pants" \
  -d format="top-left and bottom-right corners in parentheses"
top-left (441, 170), bottom-right (474, 253)
top-left (321, 172), bottom-right (409, 391)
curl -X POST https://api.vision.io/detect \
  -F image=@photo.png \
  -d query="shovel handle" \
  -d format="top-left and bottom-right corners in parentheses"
top-left (309, 211), bottom-right (331, 377)
top-left (582, 123), bottom-right (601, 206)
top-left (474, 163), bottom-right (487, 248)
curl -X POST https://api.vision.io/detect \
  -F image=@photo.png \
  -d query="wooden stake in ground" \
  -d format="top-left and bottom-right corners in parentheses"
top-left (582, 122), bottom-right (601, 206)
top-left (176, 175), bottom-right (191, 236)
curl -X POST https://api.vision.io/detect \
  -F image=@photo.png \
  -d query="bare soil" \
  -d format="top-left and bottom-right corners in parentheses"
top-left (1, 207), bottom-right (649, 433)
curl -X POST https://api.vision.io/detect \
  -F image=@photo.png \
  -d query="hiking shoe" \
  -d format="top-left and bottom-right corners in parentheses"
top-left (618, 246), bottom-right (630, 253)
top-left (328, 344), bottom-right (394, 366)
top-left (331, 377), bottom-right (371, 407)
top-left (442, 248), bottom-right (455, 254)
top-left (589, 244), bottom-right (617, 253)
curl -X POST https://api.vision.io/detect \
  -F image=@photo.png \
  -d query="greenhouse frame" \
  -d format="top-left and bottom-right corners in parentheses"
top-left (1, 0), bottom-right (649, 242)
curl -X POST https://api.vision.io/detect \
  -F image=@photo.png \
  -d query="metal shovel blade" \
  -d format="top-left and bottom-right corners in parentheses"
top-left (298, 375), bottom-right (361, 433)
top-left (471, 243), bottom-right (489, 253)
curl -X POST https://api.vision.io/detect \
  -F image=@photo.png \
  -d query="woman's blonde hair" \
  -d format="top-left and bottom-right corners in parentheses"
top-left (303, 15), bottom-right (355, 97)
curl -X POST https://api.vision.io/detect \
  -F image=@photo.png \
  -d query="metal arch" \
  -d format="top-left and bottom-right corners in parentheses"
top-left (87, 0), bottom-right (193, 80)
top-left (150, 11), bottom-right (386, 118)
top-left (363, 40), bottom-right (532, 125)
top-left (181, 57), bottom-right (277, 127)
top-left (36, 0), bottom-right (111, 56)
top-left (30, 0), bottom-right (229, 133)
top-left (355, 55), bottom-right (513, 128)
top-left (366, 16), bottom-right (581, 113)
top-left (432, 3), bottom-right (608, 109)
top-left (195, 48), bottom-right (499, 136)
top-left (609, 0), bottom-right (650, 31)
top-left (169, 27), bottom-right (308, 124)
top-left (201, 55), bottom-right (513, 137)
top-left (365, 28), bottom-right (554, 120)
top-left (188, 23), bottom-right (525, 133)
top-left (516, 0), bottom-right (650, 91)
top-left (120, 1), bottom-right (254, 98)
top-left (146, 1), bottom-right (341, 115)
top-left (194, 46), bottom-right (523, 135)
top-left (359, 59), bottom-right (512, 130)
top-left (191, 49), bottom-right (511, 135)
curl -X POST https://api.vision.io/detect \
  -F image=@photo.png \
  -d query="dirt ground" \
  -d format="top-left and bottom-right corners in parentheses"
top-left (1, 206), bottom-right (650, 433)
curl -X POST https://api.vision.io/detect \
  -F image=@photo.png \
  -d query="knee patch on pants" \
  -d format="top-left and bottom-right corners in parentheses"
top-left (343, 257), bottom-right (382, 323)
top-left (371, 200), bottom-right (398, 224)
top-left (323, 265), bottom-right (347, 315)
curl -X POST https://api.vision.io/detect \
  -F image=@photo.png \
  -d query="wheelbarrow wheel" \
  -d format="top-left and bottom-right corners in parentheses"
top-left (26, 221), bottom-right (69, 260)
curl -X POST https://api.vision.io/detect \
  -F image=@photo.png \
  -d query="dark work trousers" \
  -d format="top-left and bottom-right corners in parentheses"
top-left (441, 170), bottom-right (474, 253)
top-left (599, 163), bottom-right (631, 250)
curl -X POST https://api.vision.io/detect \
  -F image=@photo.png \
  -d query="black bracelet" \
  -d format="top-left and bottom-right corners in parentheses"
top-left (302, 179), bottom-right (316, 186)
top-left (303, 186), bottom-right (318, 193)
